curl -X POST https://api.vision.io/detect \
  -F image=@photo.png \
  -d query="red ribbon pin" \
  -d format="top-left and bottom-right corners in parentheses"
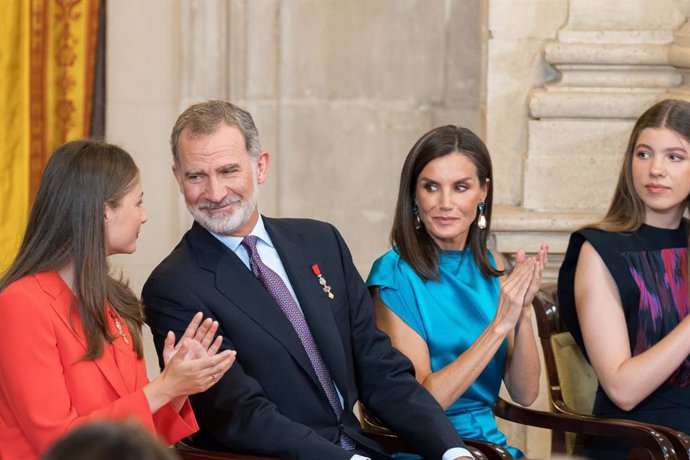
top-left (311, 264), bottom-right (334, 299)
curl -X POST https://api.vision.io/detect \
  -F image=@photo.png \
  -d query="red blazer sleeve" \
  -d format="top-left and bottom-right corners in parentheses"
top-left (0, 277), bottom-right (197, 455)
top-left (132, 352), bottom-right (198, 444)
top-left (152, 400), bottom-right (198, 444)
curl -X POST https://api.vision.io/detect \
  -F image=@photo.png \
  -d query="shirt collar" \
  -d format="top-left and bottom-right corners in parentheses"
top-left (211, 214), bottom-right (275, 252)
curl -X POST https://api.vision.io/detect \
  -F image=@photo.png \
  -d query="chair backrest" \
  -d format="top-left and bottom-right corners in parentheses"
top-left (551, 331), bottom-right (597, 415)
top-left (532, 285), bottom-right (598, 452)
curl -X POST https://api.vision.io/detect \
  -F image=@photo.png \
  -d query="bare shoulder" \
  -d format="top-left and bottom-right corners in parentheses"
top-left (574, 240), bottom-right (621, 311)
top-left (575, 241), bottom-right (610, 282)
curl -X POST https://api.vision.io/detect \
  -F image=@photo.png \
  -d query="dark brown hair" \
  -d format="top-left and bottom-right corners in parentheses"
top-left (0, 139), bottom-right (144, 359)
top-left (391, 125), bottom-right (502, 280)
top-left (41, 421), bottom-right (177, 460)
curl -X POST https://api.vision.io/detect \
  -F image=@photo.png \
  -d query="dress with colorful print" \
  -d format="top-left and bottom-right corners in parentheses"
top-left (558, 222), bottom-right (690, 457)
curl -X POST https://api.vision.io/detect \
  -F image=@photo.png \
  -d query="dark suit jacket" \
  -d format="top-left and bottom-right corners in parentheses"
top-left (143, 218), bottom-right (465, 460)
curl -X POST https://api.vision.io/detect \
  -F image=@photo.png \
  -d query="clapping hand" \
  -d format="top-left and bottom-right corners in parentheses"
top-left (514, 243), bottom-right (548, 311)
top-left (145, 312), bottom-right (236, 412)
top-left (492, 256), bottom-right (536, 335)
top-left (162, 312), bottom-right (224, 364)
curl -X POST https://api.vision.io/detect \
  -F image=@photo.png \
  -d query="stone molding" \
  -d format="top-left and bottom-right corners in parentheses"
top-left (491, 205), bottom-right (602, 283)
top-left (495, 2), bottom-right (690, 282)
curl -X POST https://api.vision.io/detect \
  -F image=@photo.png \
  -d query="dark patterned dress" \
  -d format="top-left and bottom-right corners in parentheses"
top-left (558, 222), bottom-right (690, 458)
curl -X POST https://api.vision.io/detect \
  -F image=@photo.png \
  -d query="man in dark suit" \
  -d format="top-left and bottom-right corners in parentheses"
top-left (143, 100), bottom-right (473, 460)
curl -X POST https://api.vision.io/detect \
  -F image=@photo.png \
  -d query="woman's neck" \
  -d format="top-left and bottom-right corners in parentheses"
top-left (643, 207), bottom-right (684, 229)
top-left (57, 264), bottom-right (75, 291)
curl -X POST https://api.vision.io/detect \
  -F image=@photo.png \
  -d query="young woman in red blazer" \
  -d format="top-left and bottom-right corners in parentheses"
top-left (0, 140), bottom-right (236, 459)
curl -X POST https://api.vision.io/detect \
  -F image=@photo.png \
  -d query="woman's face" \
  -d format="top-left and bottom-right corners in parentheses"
top-left (632, 127), bottom-right (690, 229)
top-left (104, 176), bottom-right (148, 256)
top-left (414, 151), bottom-right (487, 251)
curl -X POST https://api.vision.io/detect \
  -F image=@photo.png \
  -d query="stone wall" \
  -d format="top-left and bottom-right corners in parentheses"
top-left (178, 0), bottom-right (487, 276)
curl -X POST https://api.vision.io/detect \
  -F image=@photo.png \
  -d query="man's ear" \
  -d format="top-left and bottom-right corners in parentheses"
top-left (172, 163), bottom-right (184, 193)
top-left (255, 151), bottom-right (270, 185)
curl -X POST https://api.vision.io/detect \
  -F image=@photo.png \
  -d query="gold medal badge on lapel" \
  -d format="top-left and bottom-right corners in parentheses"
top-left (311, 264), bottom-right (334, 300)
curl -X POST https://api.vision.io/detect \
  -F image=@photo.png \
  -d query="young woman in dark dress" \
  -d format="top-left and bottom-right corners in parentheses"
top-left (559, 99), bottom-right (690, 458)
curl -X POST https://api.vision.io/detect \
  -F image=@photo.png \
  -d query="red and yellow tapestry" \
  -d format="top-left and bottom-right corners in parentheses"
top-left (0, 0), bottom-right (101, 270)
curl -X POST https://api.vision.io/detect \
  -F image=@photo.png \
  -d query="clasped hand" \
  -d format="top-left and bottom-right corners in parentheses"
top-left (493, 243), bottom-right (548, 335)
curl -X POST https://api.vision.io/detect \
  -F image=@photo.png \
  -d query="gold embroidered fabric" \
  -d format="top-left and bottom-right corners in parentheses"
top-left (0, 0), bottom-right (101, 270)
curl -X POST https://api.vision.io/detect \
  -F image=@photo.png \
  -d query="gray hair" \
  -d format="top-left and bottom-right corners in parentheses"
top-left (170, 100), bottom-right (261, 164)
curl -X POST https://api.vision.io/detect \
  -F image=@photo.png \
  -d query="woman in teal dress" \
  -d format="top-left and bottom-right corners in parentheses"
top-left (367, 125), bottom-right (547, 458)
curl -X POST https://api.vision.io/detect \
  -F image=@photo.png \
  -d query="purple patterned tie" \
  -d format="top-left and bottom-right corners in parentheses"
top-left (241, 236), bottom-right (356, 450)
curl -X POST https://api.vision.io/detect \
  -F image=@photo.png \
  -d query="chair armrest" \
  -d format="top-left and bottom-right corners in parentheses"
top-left (464, 445), bottom-right (491, 460)
top-left (493, 398), bottom-right (676, 460)
top-left (648, 427), bottom-right (690, 460)
top-left (463, 439), bottom-right (513, 460)
top-left (551, 399), bottom-right (690, 460)
top-left (360, 404), bottom-right (510, 460)
top-left (175, 439), bottom-right (277, 460)
top-left (361, 430), bottom-right (491, 460)
top-left (178, 434), bottom-right (494, 460)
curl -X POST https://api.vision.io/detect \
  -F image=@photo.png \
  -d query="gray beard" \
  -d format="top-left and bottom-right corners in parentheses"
top-left (189, 190), bottom-right (258, 235)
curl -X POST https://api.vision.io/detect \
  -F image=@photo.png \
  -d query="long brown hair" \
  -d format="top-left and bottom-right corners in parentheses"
top-left (592, 99), bottom-right (690, 233)
top-left (0, 140), bottom-right (145, 359)
top-left (391, 125), bottom-right (502, 280)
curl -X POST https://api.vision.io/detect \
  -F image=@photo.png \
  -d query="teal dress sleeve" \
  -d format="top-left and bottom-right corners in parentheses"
top-left (367, 248), bottom-right (522, 458)
top-left (367, 249), bottom-right (428, 341)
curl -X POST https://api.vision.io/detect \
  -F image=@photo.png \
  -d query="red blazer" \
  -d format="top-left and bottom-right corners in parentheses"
top-left (0, 272), bottom-right (198, 459)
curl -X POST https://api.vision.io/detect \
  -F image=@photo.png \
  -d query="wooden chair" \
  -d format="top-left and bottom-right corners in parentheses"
top-left (359, 404), bottom-right (508, 460)
top-left (360, 391), bottom-right (676, 460)
top-left (501, 284), bottom-right (690, 460)
top-left (493, 398), bottom-right (676, 460)
top-left (175, 428), bottom-right (495, 460)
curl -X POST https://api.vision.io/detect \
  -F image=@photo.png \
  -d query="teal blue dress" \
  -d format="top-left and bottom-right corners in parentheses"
top-left (367, 248), bottom-right (521, 458)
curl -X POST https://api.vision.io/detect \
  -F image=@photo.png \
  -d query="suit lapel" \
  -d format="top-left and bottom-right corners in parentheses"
top-left (37, 272), bottom-right (131, 398)
top-left (189, 223), bottom-right (320, 384)
top-left (263, 218), bottom-right (350, 399)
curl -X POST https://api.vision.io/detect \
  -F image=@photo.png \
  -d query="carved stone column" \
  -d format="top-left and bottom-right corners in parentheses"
top-left (176, 0), bottom-right (282, 227)
top-left (178, 0), bottom-right (231, 106)
top-left (492, 0), bottom-right (690, 282)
